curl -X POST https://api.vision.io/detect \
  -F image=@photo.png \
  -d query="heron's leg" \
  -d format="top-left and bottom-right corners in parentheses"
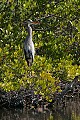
top-left (29, 67), bottom-right (32, 77)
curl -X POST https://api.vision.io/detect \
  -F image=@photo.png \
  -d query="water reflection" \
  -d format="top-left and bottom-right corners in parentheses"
top-left (0, 100), bottom-right (80, 120)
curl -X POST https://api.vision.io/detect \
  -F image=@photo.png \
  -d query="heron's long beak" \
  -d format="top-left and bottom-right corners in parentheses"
top-left (32, 21), bottom-right (40, 25)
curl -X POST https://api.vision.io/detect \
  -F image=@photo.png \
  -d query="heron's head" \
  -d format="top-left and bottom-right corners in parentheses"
top-left (27, 19), bottom-right (33, 25)
top-left (23, 19), bottom-right (40, 30)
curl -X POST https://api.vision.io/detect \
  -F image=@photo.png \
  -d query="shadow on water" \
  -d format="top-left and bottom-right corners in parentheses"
top-left (0, 100), bottom-right (80, 120)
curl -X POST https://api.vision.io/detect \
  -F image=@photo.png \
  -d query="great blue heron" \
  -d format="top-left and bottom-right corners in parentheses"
top-left (24, 19), bottom-right (39, 66)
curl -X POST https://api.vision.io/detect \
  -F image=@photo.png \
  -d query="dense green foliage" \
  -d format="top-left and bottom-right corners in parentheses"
top-left (0, 0), bottom-right (80, 100)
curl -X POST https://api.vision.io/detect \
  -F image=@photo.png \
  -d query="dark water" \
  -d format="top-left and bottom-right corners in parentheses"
top-left (0, 100), bottom-right (80, 120)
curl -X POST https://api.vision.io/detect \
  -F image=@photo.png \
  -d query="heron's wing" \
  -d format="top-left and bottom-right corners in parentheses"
top-left (24, 39), bottom-right (35, 66)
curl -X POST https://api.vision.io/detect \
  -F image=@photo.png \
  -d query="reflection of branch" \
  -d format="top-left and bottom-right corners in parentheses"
top-left (56, 108), bottom-right (72, 120)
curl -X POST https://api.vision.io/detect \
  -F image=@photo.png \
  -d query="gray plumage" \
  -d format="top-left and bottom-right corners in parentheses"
top-left (24, 19), bottom-right (35, 66)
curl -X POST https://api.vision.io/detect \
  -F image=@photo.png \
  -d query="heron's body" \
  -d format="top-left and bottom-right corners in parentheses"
top-left (24, 20), bottom-right (35, 66)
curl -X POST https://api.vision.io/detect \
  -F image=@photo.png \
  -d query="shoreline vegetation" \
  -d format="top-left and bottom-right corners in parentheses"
top-left (0, 76), bottom-right (80, 110)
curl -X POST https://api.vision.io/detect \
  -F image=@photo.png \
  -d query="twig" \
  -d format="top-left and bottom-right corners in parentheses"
top-left (36, 14), bottom-right (55, 21)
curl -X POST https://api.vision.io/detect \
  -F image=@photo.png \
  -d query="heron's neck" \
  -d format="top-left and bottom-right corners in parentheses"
top-left (27, 24), bottom-right (32, 37)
